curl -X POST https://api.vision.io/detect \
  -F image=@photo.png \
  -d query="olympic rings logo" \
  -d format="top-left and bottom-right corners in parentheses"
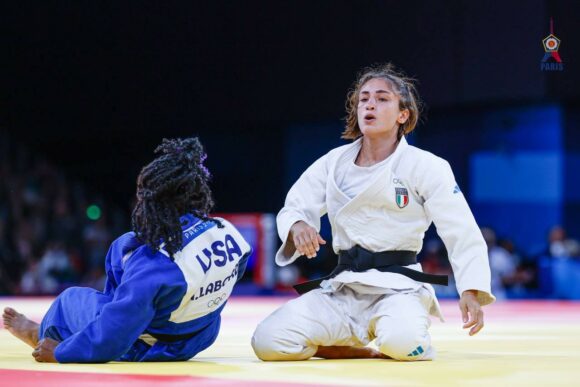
top-left (207, 293), bottom-right (227, 307)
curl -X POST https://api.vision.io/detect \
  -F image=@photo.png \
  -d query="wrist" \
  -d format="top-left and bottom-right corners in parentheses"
top-left (462, 289), bottom-right (479, 298)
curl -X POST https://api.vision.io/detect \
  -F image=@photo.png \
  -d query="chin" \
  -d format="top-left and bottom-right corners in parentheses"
top-left (360, 126), bottom-right (390, 137)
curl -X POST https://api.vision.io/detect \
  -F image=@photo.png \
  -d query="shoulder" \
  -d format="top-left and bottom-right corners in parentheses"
top-left (325, 139), bottom-right (360, 160)
top-left (304, 140), bottom-right (360, 171)
top-left (111, 231), bottom-right (141, 250)
top-left (403, 144), bottom-right (452, 174)
top-left (398, 144), bottom-right (456, 195)
top-left (208, 217), bottom-right (237, 235)
top-left (122, 238), bottom-right (179, 280)
top-left (211, 217), bottom-right (233, 228)
top-left (121, 245), bottom-right (186, 299)
top-left (404, 144), bottom-right (449, 166)
top-left (128, 245), bottom-right (173, 267)
top-left (107, 231), bottom-right (145, 266)
top-left (210, 218), bottom-right (251, 248)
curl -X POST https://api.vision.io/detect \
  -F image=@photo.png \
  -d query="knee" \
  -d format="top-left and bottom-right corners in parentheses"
top-left (376, 324), bottom-right (431, 361)
top-left (59, 286), bottom-right (90, 300)
top-left (59, 286), bottom-right (78, 296)
top-left (251, 323), bottom-right (280, 361)
top-left (251, 319), bottom-right (315, 361)
top-left (56, 286), bottom-right (81, 305)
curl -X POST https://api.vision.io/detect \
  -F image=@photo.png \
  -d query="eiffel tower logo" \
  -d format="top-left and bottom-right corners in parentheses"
top-left (541, 18), bottom-right (564, 71)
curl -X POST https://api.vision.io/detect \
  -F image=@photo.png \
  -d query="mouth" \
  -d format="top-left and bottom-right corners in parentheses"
top-left (363, 113), bottom-right (376, 122)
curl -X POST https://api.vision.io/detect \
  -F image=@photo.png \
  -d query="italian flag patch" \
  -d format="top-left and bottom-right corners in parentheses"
top-left (395, 187), bottom-right (409, 208)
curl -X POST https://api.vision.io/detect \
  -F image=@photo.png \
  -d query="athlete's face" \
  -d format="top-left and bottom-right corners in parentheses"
top-left (357, 78), bottom-right (409, 139)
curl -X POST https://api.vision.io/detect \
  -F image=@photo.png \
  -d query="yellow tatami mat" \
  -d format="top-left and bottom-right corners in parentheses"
top-left (1, 297), bottom-right (579, 386)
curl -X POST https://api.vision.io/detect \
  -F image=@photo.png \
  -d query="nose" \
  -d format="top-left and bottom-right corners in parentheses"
top-left (364, 99), bottom-right (376, 110)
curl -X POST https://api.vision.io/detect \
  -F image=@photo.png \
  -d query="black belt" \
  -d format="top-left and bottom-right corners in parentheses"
top-left (147, 331), bottom-right (198, 343)
top-left (146, 322), bottom-right (212, 342)
top-left (293, 245), bottom-right (448, 295)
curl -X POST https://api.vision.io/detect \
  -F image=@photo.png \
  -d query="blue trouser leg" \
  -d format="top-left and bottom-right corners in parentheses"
top-left (39, 287), bottom-right (112, 342)
top-left (39, 286), bottom-right (221, 362)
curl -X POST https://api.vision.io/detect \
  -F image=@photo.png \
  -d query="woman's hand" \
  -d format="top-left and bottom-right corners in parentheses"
top-left (289, 221), bottom-right (326, 258)
top-left (32, 338), bottom-right (59, 363)
top-left (459, 290), bottom-right (484, 336)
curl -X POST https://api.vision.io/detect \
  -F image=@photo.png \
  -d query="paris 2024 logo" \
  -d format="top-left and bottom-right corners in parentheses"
top-left (541, 18), bottom-right (564, 72)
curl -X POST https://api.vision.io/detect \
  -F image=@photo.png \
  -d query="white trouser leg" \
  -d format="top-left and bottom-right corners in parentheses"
top-left (370, 289), bottom-right (434, 361)
top-left (252, 289), bottom-right (358, 361)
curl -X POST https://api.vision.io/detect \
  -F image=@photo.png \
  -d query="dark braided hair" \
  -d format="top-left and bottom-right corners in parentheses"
top-left (132, 137), bottom-right (222, 256)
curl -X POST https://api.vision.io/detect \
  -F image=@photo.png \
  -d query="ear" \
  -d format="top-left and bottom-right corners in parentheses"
top-left (398, 109), bottom-right (410, 124)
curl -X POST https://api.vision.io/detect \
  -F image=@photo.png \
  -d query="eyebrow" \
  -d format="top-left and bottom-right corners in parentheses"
top-left (360, 89), bottom-right (393, 95)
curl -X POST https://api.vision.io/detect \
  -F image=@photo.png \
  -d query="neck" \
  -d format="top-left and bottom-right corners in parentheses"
top-left (356, 133), bottom-right (400, 167)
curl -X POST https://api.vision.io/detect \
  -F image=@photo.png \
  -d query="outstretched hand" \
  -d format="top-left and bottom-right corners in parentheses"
top-left (459, 290), bottom-right (484, 336)
top-left (289, 221), bottom-right (326, 259)
top-left (32, 338), bottom-right (59, 363)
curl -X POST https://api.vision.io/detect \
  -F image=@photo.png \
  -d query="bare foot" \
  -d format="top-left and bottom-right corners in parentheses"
top-left (3, 307), bottom-right (40, 348)
top-left (315, 345), bottom-right (391, 359)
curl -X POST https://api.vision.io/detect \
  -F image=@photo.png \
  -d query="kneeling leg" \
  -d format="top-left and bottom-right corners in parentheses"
top-left (372, 292), bottom-right (434, 361)
top-left (252, 290), bottom-right (356, 361)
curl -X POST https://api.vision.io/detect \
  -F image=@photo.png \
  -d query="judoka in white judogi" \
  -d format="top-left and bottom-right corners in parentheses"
top-left (251, 136), bottom-right (495, 361)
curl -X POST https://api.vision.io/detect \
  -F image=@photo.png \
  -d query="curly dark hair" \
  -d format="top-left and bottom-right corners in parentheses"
top-left (342, 63), bottom-right (422, 141)
top-left (131, 137), bottom-right (221, 256)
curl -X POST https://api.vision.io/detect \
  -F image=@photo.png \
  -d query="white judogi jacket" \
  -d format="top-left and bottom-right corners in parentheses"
top-left (276, 137), bottom-right (495, 320)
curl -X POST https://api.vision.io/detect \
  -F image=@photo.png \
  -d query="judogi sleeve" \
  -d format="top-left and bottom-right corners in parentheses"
top-left (54, 254), bottom-right (168, 363)
top-left (276, 154), bottom-right (329, 266)
top-left (416, 157), bottom-right (495, 306)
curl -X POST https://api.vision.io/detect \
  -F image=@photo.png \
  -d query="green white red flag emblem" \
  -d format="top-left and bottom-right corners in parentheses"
top-left (395, 187), bottom-right (409, 208)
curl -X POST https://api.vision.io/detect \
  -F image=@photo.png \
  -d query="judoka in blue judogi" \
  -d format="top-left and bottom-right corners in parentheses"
top-left (3, 137), bottom-right (250, 363)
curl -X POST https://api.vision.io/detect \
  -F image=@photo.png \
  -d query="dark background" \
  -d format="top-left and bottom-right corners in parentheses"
top-left (2, 0), bottom-right (578, 213)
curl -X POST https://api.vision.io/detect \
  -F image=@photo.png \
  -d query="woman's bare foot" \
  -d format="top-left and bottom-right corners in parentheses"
top-left (2, 307), bottom-right (40, 348)
top-left (315, 345), bottom-right (391, 359)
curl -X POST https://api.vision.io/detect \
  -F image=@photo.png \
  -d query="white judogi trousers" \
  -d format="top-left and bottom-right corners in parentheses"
top-left (252, 286), bottom-right (435, 361)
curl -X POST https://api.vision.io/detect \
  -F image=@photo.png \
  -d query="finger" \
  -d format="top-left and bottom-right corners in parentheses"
top-left (309, 230), bottom-right (320, 251)
top-left (463, 317), bottom-right (477, 329)
top-left (292, 235), bottom-right (301, 252)
top-left (462, 310), bottom-right (477, 329)
top-left (470, 311), bottom-right (485, 336)
top-left (298, 233), bottom-right (316, 258)
top-left (470, 321), bottom-right (483, 336)
top-left (304, 233), bottom-right (318, 256)
top-left (459, 302), bottom-right (468, 324)
top-left (463, 305), bottom-right (481, 329)
top-left (297, 235), bottom-right (315, 258)
top-left (317, 234), bottom-right (327, 245)
top-left (307, 229), bottom-right (320, 252)
top-left (294, 235), bottom-right (307, 256)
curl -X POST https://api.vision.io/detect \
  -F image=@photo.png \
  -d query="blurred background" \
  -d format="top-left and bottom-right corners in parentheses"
top-left (1, 1), bottom-right (579, 299)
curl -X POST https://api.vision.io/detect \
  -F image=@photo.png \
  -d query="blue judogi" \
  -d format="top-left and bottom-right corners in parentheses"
top-left (39, 215), bottom-right (251, 363)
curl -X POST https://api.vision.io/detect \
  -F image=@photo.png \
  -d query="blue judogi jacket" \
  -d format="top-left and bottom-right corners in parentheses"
top-left (43, 215), bottom-right (251, 363)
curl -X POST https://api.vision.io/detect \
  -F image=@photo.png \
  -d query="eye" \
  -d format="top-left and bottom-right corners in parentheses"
top-left (359, 98), bottom-right (368, 102)
top-left (378, 97), bottom-right (388, 101)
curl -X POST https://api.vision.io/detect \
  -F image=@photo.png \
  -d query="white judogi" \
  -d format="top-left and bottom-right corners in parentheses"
top-left (252, 137), bottom-right (494, 361)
